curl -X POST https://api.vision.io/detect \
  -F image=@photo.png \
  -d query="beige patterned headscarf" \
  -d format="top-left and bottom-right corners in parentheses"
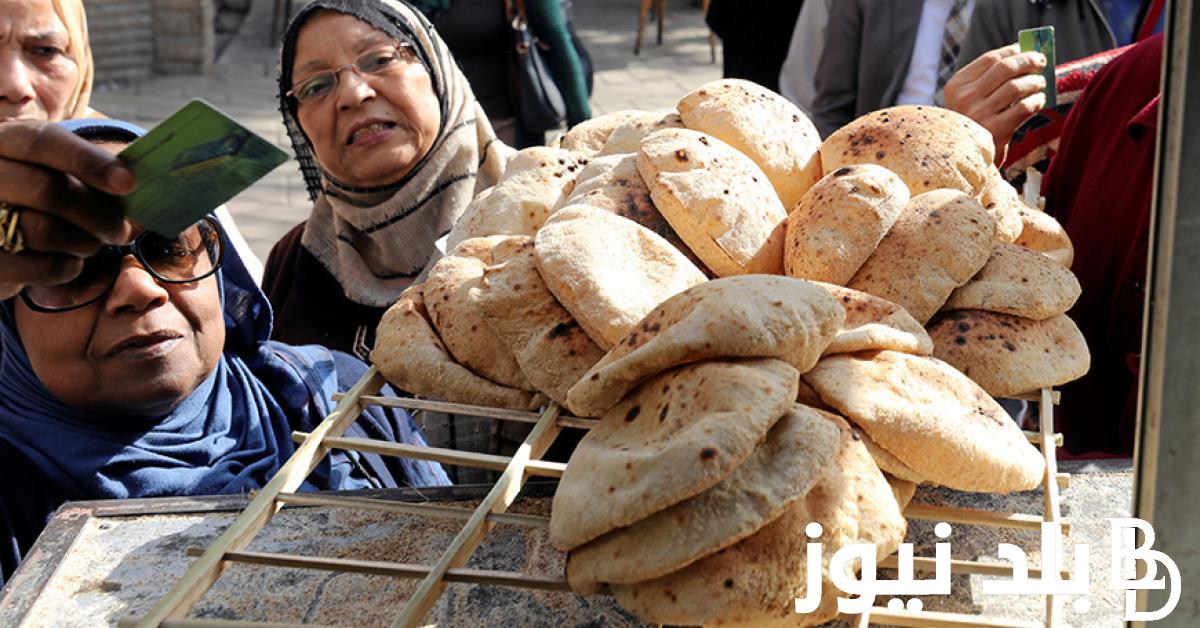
top-left (51, 0), bottom-right (94, 119)
top-left (278, 0), bottom-right (512, 307)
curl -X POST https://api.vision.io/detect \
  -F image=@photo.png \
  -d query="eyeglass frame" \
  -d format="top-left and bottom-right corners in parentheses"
top-left (285, 42), bottom-right (419, 105)
top-left (18, 217), bottom-right (226, 314)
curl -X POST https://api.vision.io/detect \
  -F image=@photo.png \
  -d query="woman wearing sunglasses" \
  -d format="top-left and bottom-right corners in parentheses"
top-left (0, 120), bottom-right (450, 585)
top-left (262, 0), bottom-right (511, 362)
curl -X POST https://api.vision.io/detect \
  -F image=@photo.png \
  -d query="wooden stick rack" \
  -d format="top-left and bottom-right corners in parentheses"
top-left (125, 366), bottom-right (1070, 627)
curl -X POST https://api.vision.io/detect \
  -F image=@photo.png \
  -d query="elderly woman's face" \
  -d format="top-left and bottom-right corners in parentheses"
top-left (291, 11), bottom-right (441, 188)
top-left (0, 0), bottom-right (80, 122)
top-left (13, 142), bottom-right (225, 416)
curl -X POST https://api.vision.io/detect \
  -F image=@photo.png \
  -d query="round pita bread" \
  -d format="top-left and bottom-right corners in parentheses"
top-left (848, 189), bottom-right (995, 323)
top-left (549, 358), bottom-right (799, 551)
top-left (472, 238), bottom-right (606, 407)
top-left (813, 282), bottom-right (934, 356)
top-left (598, 109), bottom-right (684, 156)
top-left (555, 153), bottom-right (710, 273)
top-left (859, 428), bottom-right (926, 485)
top-left (1015, 205), bottom-right (1075, 268)
top-left (820, 105), bottom-right (995, 196)
top-left (560, 110), bottom-right (642, 155)
top-left (534, 204), bottom-right (707, 349)
top-left (447, 147), bottom-right (586, 248)
top-left (422, 236), bottom-right (530, 389)
top-left (566, 276), bottom-right (843, 417)
top-left (976, 169), bottom-right (1025, 243)
top-left (608, 415), bottom-right (906, 627)
top-left (638, 128), bottom-right (788, 276)
top-left (886, 473), bottom-right (918, 510)
top-left (944, 242), bottom-right (1081, 320)
top-left (566, 404), bottom-right (842, 593)
top-left (784, 164), bottom-right (910, 284)
top-left (373, 287), bottom-right (545, 411)
top-left (677, 78), bottom-right (823, 211)
top-left (803, 350), bottom-right (1045, 492)
top-left (928, 310), bottom-right (1091, 397)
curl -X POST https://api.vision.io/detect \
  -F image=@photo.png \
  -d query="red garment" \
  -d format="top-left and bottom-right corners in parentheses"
top-left (1041, 33), bottom-right (1163, 455)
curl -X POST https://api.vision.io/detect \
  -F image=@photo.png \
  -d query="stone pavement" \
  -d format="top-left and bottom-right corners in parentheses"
top-left (90, 0), bottom-right (722, 262)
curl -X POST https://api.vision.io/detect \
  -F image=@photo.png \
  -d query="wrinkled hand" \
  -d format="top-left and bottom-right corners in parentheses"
top-left (945, 44), bottom-right (1048, 165)
top-left (0, 122), bottom-right (135, 300)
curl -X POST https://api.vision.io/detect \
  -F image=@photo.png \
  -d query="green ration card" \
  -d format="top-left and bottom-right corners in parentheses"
top-left (1018, 26), bottom-right (1057, 110)
top-left (118, 99), bottom-right (288, 237)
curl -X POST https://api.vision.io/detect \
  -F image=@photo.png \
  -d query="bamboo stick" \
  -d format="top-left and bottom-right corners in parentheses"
top-left (290, 433), bottom-right (567, 478)
top-left (130, 368), bottom-right (386, 627)
top-left (273, 493), bottom-right (549, 528)
top-left (1024, 431), bottom-right (1064, 447)
top-left (1011, 390), bottom-right (1061, 404)
top-left (390, 405), bottom-right (563, 628)
top-left (903, 504), bottom-right (1071, 534)
top-left (181, 549), bottom-right (573, 592)
top-left (330, 394), bottom-right (599, 430)
top-left (1039, 387), bottom-right (1065, 627)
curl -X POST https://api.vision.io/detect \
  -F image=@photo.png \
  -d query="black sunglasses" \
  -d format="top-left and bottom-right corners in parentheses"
top-left (19, 217), bottom-right (225, 313)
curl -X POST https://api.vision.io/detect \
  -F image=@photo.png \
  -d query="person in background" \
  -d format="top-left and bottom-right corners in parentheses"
top-left (705, 0), bottom-right (804, 94)
top-left (1039, 32), bottom-right (1163, 456)
top-left (811, 0), bottom-right (978, 138)
top-left (946, 0), bottom-right (1163, 164)
top-left (0, 120), bottom-right (449, 585)
top-left (0, 0), bottom-right (261, 302)
top-left (411, 0), bottom-right (591, 148)
top-left (263, 0), bottom-right (517, 483)
top-left (777, 0), bottom-right (831, 116)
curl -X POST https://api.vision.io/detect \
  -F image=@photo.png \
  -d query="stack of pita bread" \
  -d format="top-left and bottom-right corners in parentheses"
top-left (369, 79), bottom-right (1092, 624)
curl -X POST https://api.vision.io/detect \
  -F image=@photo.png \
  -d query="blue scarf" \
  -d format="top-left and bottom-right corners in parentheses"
top-left (0, 120), bottom-right (370, 501)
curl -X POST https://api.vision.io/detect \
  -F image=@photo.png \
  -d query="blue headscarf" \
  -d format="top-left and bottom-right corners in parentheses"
top-left (0, 120), bottom-right (371, 500)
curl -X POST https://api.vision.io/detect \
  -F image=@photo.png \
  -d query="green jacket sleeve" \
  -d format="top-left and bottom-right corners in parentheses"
top-left (524, 0), bottom-right (592, 126)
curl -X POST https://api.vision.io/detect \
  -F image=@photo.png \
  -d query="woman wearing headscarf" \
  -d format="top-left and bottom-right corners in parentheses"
top-left (262, 0), bottom-right (512, 361)
top-left (0, 120), bottom-right (449, 586)
top-left (0, 0), bottom-right (264, 292)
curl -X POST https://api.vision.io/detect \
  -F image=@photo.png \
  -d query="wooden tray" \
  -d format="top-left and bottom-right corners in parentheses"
top-left (123, 367), bottom-right (1069, 628)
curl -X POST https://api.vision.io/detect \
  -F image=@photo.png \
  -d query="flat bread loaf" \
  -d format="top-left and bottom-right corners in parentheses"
top-left (560, 110), bottom-right (642, 155)
top-left (566, 404), bottom-right (841, 593)
top-left (784, 164), bottom-right (909, 285)
top-left (804, 350), bottom-right (1045, 492)
top-left (549, 358), bottom-right (799, 551)
top-left (566, 276), bottom-right (843, 417)
top-left (814, 282), bottom-right (934, 355)
top-left (373, 287), bottom-right (544, 410)
top-left (608, 415), bottom-right (905, 627)
top-left (848, 189), bottom-right (995, 323)
top-left (473, 238), bottom-right (606, 407)
top-left (944, 242), bottom-right (1081, 320)
top-left (598, 109), bottom-right (684, 156)
top-left (422, 236), bottom-right (530, 389)
top-left (928, 310), bottom-right (1091, 397)
top-left (638, 127), bottom-right (788, 276)
top-left (820, 105), bottom-right (995, 197)
top-left (446, 147), bottom-right (586, 248)
top-left (534, 204), bottom-right (707, 349)
top-left (678, 78), bottom-right (822, 211)
top-left (977, 169), bottom-right (1025, 243)
top-left (556, 153), bottom-right (708, 272)
top-left (1015, 205), bottom-right (1075, 268)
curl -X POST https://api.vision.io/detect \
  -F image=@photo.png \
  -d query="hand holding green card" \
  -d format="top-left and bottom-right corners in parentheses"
top-left (118, 99), bottom-right (289, 238)
top-left (1019, 26), bottom-right (1057, 110)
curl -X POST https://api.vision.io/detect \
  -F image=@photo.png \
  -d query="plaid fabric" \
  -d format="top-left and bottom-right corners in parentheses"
top-left (935, 0), bottom-right (970, 105)
top-left (1001, 44), bottom-right (1134, 180)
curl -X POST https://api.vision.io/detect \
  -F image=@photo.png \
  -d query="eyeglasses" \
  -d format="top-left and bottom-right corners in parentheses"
top-left (19, 217), bottom-right (224, 313)
top-left (287, 44), bottom-right (418, 105)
